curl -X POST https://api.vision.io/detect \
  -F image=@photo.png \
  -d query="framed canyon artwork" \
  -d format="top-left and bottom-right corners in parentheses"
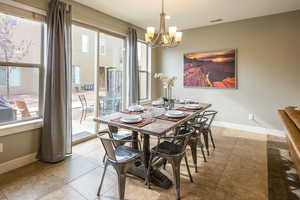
top-left (184, 49), bottom-right (237, 88)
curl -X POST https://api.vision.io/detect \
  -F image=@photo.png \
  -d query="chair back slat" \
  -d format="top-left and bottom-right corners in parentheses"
top-left (159, 127), bottom-right (195, 155)
top-left (101, 138), bottom-right (116, 161)
top-left (108, 125), bottom-right (118, 134)
top-left (202, 110), bottom-right (217, 128)
top-left (97, 132), bottom-right (117, 161)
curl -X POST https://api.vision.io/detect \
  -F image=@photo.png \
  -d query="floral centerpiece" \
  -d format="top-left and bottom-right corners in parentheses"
top-left (154, 73), bottom-right (177, 104)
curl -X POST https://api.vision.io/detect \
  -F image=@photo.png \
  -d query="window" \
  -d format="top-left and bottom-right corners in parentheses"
top-left (0, 67), bottom-right (21, 86)
top-left (81, 34), bottom-right (89, 53)
top-left (99, 38), bottom-right (106, 56)
top-left (71, 25), bottom-right (97, 137)
top-left (72, 66), bottom-right (80, 84)
top-left (99, 33), bottom-right (125, 116)
top-left (138, 42), bottom-right (151, 100)
top-left (0, 12), bottom-right (43, 124)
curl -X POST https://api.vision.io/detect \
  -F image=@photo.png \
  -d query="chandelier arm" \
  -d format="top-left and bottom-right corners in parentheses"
top-left (150, 33), bottom-right (161, 46)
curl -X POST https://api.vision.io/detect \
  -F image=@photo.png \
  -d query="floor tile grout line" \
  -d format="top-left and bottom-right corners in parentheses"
top-left (68, 184), bottom-right (89, 200)
top-left (65, 164), bottom-right (101, 184)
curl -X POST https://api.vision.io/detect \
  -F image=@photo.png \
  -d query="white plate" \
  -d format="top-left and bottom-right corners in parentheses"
top-left (179, 99), bottom-right (194, 104)
top-left (152, 100), bottom-right (163, 106)
top-left (165, 110), bottom-right (185, 118)
top-left (121, 115), bottom-right (142, 123)
top-left (184, 104), bottom-right (201, 109)
top-left (128, 105), bottom-right (144, 112)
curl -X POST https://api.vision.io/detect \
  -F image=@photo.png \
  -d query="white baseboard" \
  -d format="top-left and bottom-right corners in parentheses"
top-left (213, 121), bottom-right (285, 137)
top-left (0, 153), bottom-right (37, 175)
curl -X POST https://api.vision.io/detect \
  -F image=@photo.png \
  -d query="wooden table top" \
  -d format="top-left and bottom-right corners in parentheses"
top-left (94, 103), bottom-right (211, 136)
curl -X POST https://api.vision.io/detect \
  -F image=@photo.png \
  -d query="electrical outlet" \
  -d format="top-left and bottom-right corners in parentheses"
top-left (248, 113), bottom-right (254, 121)
top-left (0, 143), bottom-right (3, 153)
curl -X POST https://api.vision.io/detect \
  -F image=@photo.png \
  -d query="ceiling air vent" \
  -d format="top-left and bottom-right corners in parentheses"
top-left (210, 18), bottom-right (223, 23)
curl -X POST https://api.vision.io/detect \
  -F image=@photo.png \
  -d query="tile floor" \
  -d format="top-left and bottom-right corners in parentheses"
top-left (0, 127), bottom-right (273, 200)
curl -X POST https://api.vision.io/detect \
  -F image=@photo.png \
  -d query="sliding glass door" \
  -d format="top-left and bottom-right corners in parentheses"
top-left (70, 25), bottom-right (126, 139)
top-left (71, 25), bottom-right (97, 141)
top-left (97, 33), bottom-right (126, 123)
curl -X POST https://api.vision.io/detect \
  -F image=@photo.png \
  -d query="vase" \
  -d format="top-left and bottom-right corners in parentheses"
top-left (167, 86), bottom-right (172, 100)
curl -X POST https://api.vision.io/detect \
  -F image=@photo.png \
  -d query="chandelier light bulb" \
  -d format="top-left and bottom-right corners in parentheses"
top-left (169, 26), bottom-right (177, 38)
top-left (146, 27), bottom-right (155, 38)
top-left (145, 33), bottom-right (150, 42)
top-left (175, 32), bottom-right (182, 42)
top-left (163, 35), bottom-right (168, 44)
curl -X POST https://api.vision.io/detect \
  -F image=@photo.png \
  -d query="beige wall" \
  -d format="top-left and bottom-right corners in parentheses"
top-left (151, 48), bottom-right (160, 99)
top-left (0, 129), bottom-right (40, 164)
top-left (158, 10), bottom-right (300, 130)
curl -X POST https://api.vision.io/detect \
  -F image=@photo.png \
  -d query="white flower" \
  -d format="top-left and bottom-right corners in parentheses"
top-left (154, 73), bottom-right (177, 88)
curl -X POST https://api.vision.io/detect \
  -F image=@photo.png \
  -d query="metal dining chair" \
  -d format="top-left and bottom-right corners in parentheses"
top-left (186, 116), bottom-right (209, 172)
top-left (146, 127), bottom-right (195, 200)
top-left (101, 126), bottom-right (136, 163)
top-left (197, 110), bottom-right (218, 155)
top-left (97, 130), bottom-right (145, 200)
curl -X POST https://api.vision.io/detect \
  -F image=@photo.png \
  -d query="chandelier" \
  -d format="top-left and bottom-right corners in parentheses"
top-left (145, 0), bottom-right (182, 48)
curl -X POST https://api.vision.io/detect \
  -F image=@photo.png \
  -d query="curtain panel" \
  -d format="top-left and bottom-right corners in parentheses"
top-left (37, 0), bottom-right (72, 163)
top-left (128, 27), bottom-right (140, 105)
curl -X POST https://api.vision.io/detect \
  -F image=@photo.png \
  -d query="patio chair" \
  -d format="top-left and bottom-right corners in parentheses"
top-left (97, 130), bottom-right (145, 200)
top-left (14, 100), bottom-right (31, 119)
top-left (146, 127), bottom-right (195, 200)
top-left (78, 94), bottom-right (94, 124)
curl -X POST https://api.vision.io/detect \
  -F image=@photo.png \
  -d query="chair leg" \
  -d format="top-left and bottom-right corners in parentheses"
top-left (203, 131), bottom-right (210, 156)
top-left (102, 153), bottom-right (107, 163)
top-left (163, 159), bottom-right (167, 170)
top-left (114, 164), bottom-right (128, 200)
top-left (97, 160), bottom-right (108, 196)
top-left (171, 157), bottom-right (183, 200)
top-left (80, 110), bottom-right (84, 124)
top-left (198, 136), bottom-right (207, 162)
top-left (189, 139), bottom-right (198, 172)
top-left (209, 129), bottom-right (216, 149)
top-left (84, 109), bottom-right (87, 120)
top-left (118, 173), bottom-right (126, 200)
top-left (184, 154), bottom-right (193, 183)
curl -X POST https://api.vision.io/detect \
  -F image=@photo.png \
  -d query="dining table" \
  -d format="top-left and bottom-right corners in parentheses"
top-left (94, 101), bottom-right (211, 189)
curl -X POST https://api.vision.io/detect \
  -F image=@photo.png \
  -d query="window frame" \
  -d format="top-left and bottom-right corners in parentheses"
top-left (137, 41), bottom-right (151, 101)
top-left (81, 34), bottom-right (89, 53)
top-left (0, 12), bottom-right (45, 127)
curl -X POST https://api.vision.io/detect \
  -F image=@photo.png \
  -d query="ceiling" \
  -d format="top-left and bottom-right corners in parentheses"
top-left (74, 0), bottom-right (300, 30)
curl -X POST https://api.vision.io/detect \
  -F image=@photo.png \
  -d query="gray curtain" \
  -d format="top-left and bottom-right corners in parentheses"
top-left (128, 28), bottom-right (140, 105)
top-left (37, 0), bottom-right (72, 163)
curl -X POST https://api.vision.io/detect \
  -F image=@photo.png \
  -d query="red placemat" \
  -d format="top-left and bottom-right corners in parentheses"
top-left (176, 107), bottom-right (203, 112)
top-left (120, 110), bottom-right (145, 114)
top-left (110, 117), bottom-right (152, 128)
top-left (155, 113), bottom-right (190, 122)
